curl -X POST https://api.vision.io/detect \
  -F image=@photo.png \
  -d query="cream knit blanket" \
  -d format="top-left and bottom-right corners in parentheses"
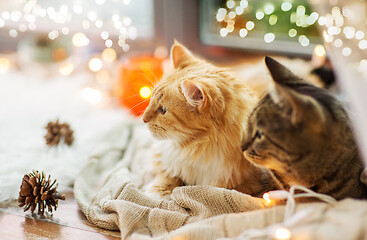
top-left (74, 124), bottom-right (367, 239)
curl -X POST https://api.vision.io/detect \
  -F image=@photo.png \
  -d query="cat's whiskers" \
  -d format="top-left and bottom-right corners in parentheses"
top-left (129, 98), bottom-right (150, 111)
top-left (123, 92), bottom-right (148, 100)
top-left (136, 72), bottom-right (160, 89)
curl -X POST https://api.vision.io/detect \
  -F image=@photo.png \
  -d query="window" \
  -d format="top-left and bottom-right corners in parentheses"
top-left (200, 0), bottom-right (322, 55)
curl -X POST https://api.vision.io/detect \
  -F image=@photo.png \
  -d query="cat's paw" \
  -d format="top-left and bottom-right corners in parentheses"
top-left (143, 180), bottom-right (174, 200)
top-left (152, 184), bottom-right (175, 196)
top-left (144, 189), bottom-right (171, 201)
top-left (144, 185), bottom-right (173, 201)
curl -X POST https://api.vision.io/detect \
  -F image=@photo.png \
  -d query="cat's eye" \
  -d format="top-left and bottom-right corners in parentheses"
top-left (158, 106), bottom-right (167, 115)
top-left (255, 130), bottom-right (263, 139)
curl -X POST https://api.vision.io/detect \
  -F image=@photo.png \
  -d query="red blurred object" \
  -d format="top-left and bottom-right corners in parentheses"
top-left (118, 54), bottom-right (164, 116)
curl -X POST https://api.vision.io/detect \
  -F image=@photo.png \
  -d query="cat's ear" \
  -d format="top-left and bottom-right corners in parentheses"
top-left (181, 80), bottom-right (206, 110)
top-left (265, 56), bottom-right (302, 85)
top-left (271, 83), bottom-right (326, 132)
top-left (171, 41), bottom-right (197, 69)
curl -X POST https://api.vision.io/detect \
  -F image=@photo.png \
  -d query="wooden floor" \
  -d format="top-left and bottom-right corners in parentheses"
top-left (0, 192), bottom-right (120, 240)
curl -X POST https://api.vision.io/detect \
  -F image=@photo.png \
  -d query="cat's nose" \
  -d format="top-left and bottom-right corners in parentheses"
top-left (142, 113), bottom-right (151, 123)
top-left (241, 142), bottom-right (249, 151)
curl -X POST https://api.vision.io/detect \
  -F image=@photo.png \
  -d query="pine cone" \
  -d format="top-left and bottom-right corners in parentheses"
top-left (45, 120), bottom-right (74, 146)
top-left (18, 170), bottom-right (66, 216)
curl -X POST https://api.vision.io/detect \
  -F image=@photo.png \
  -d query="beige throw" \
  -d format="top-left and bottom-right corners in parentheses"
top-left (74, 124), bottom-right (367, 240)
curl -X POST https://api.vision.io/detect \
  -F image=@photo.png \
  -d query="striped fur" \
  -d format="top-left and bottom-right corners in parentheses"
top-left (242, 57), bottom-right (367, 200)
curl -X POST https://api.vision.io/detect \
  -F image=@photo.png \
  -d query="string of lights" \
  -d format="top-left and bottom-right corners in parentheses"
top-left (217, 0), bottom-right (320, 47)
top-left (0, 0), bottom-right (135, 52)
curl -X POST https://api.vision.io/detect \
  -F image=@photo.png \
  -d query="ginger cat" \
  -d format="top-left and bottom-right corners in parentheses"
top-left (142, 42), bottom-right (274, 197)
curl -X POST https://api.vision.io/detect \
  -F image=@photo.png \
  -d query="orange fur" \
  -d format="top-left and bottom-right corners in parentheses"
top-left (143, 42), bottom-right (270, 196)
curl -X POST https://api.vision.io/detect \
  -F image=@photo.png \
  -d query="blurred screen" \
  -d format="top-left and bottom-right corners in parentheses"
top-left (200, 0), bottom-right (322, 55)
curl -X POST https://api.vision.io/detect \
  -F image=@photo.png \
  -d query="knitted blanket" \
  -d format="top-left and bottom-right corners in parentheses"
top-left (74, 123), bottom-right (367, 240)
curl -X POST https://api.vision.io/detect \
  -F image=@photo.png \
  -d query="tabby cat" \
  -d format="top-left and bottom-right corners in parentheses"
top-left (142, 42), bottom-right (273, 197)
top-left (242, 56), bottom-right (367, 200)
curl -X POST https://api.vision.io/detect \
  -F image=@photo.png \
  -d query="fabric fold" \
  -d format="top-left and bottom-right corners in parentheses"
top-left (74, 123), bottom-right (367, 240)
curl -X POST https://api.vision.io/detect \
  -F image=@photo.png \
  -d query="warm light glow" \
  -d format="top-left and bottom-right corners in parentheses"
top-left (2, 11), bottom-right (10, 20)
top-left (323, 30), bottom-right (333, 43)
top-left (0, 57), bottom-right (10, 74)
top-left (343, 26), bottom-right (355, 39)
top-left (72, 33), bottom-right (90, 47)
top-left (101, 31), bottom-right (109, 40)
top-left (342, 47), bottom-right (351, 56)
top-left (139, 86), bottom-right (151, 99)
top-left (269, 15), bottom-right (278, 25)
top-left (239, 28), bottom-right (248, 38)
top-left (264, 3), bottom-right (275, 15)
top-left (61, 27), bottom-right (70, 35)
top-left (359, 40), bottom-right (367, 50)
top-left (274, 227), bottom-right (291, 240)
top-left (19, 24), bottom-right (26, 32)
top-left (48, 30), bottom-right (59, 40)
top-left (88, 11), bottom-right (97, 21)
top-left (82, 87), bottom-right (102, 104)
top-left (240, 0), bottom-right (248, 8)
top-left (235, 6), bottom-right (244, 15)
top-left (298, 35), bottom-right (310, 47)
top-left (256, 11), bottom-right (264, 20)
top-left (88, 58), bottom-right (103, 72)
top-left (290, 12), bottom-right (297, 23)
top-left (342, 6), bottom-right (352, 17)
top-left (308, 12), bottom-right (319, 25)
top-left (318, 16), bottom-right (327, 26)
top-left (228, 11), bottom-right (236, 19)
top-left (296, 5), bottom-right (306, 17)
top-left (226, 0), bottom-right (235, 9)
top-left (334, 39), bottom-right (343, 48)
top-left (0, 1), bottom-right (132, 53)
top-left (246, 21), bottom-right (255, 30)
top-left (264, 33), bottom-right (275, 43)
top-left (356, 31), bottom-right (364, 40)
top-left (314, 45), bottom-right (326, 57)
top-left (288, 29), bottom-right (297, 38)
top-left (105, 39), bottom-right (113, 48)
top-left (328, 26), bottom-right (339, 36)
top-left (102, 48), bottom-right (117, 62)
top-left (123, 17), bottom-right (132, 26)
top-left (263, 193), bottom-right (271, 203)
top-left (9, 29), bottom-right (17, 38)
top-left (122, 44), bottom-right (130, 52)
top-left (281, 2), bottom-right (292, 12)
top-left (226, 24), bottom-right (234, 33)
top-left (220, 28), bottom-right (228, 37)
top-left (216, 8), bottom-right (227, 22)
top-left (59, 61), bottom-right (74, 76)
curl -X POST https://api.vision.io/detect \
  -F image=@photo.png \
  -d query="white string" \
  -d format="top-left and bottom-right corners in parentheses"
top-left (226, 185), bottom-right (337, 240)
top-left (284, 185), bottom-right (337, 219)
